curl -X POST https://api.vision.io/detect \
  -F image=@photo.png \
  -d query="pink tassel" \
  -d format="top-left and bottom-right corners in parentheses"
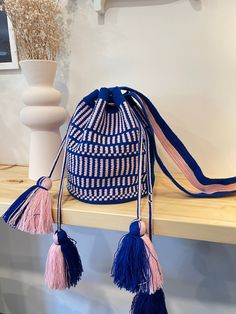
top-left (8, 191), bottom-right (36, 227)
top-left (45, 234), bottom-right (67, 290)
top-left (45, 230), bottom-right (83, 289)
top-left (139, 221), bottom-right (164, 294)
top-left (17, 177), bottom-right (53, 234)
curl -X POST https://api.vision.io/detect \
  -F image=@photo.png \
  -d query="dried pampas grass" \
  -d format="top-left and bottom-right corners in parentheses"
top-left (4, 0), bottom-right (62, 61)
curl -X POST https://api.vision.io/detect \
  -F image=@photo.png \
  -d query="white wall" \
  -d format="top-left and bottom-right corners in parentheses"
top-left (1, 0), bottom-right (236, 313)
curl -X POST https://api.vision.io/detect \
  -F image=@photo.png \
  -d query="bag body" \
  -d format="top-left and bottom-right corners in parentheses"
top-left (66, 88), bottom-right (154, 204)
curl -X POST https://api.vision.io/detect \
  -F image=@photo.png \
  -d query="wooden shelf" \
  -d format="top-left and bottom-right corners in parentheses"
top-left (1, 165), bottom-right (236, 244)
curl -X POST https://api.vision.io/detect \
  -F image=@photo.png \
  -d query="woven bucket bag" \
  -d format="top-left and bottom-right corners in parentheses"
top-left (3, 86), bottom-right (236, 314)
top-left (66, 87), bottom-right (155, 204)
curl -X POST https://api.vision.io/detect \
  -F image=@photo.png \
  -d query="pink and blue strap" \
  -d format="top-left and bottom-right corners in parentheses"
top-left (121, 86), bottom-right (236, 197)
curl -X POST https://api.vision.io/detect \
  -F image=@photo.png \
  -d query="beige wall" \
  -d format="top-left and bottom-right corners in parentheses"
top-left (1, 0), bottom-right (236, 176)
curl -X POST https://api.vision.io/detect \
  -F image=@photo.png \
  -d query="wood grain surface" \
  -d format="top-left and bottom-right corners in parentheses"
top-left (0, 165), bottom-right (236, 244)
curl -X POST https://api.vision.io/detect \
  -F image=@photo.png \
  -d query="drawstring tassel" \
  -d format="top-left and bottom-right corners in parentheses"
top-left (111, 219), bottom-right (149, 293)
top-left (111, 219), bottom-right (163, 293)
top-left (112, 219), bottom-right (168, 313)
top-left (2, 176), bottom-right (53, 234)
top-left (45, 229), bottom-right (83, 289)
top-left (130, 289), bottom-right (168, 314)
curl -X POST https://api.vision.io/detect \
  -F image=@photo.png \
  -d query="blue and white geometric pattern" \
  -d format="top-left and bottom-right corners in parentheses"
top-left (66, 90), bottom-right (148, 204)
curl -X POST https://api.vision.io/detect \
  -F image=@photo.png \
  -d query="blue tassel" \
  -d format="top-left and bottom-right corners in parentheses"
top-left (57, 229), bottom-right (83, 288)
top-left (111, 220), bottom-right (150, 293)
top-left (130, 289), bottom-right (168, 314)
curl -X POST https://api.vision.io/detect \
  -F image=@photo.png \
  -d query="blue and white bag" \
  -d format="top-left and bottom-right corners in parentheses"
top-left (66, 87), bottom-right (155, 204)
top-left (3, 86), bottom-right (236, 314)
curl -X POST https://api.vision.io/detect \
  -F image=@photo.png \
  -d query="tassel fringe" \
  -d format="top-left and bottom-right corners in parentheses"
top-left (142, 233), bottom-right (163, 293)
top-left (45, 229), bottom-right (83, 289)
top-left (111, 220), bottom-right (150, 293)
top-left (130, 289), bottom-right (168, 314)
top-left (112, 219), bottom-right (168, 313)
top-left (2, 177), bottom-right (53, 234)
top-left (111, 220), bottom-right (163, 294)
top-left (45, 241), bottom-right (67, 290)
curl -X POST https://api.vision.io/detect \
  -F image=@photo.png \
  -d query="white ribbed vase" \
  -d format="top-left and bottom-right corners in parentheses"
top-left (20, 60), bottom-right (67, 180)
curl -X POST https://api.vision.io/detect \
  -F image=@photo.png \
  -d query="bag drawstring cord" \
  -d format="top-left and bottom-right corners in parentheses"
top-left (133, 108), bottom-right (153, 240)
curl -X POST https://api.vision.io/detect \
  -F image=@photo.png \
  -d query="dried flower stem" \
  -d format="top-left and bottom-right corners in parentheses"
top-left (4, 0), bottom-right (62, 61)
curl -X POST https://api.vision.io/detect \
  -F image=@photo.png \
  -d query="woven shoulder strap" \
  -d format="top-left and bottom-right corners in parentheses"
top-left (121, 86), bottom-right (236, 197)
